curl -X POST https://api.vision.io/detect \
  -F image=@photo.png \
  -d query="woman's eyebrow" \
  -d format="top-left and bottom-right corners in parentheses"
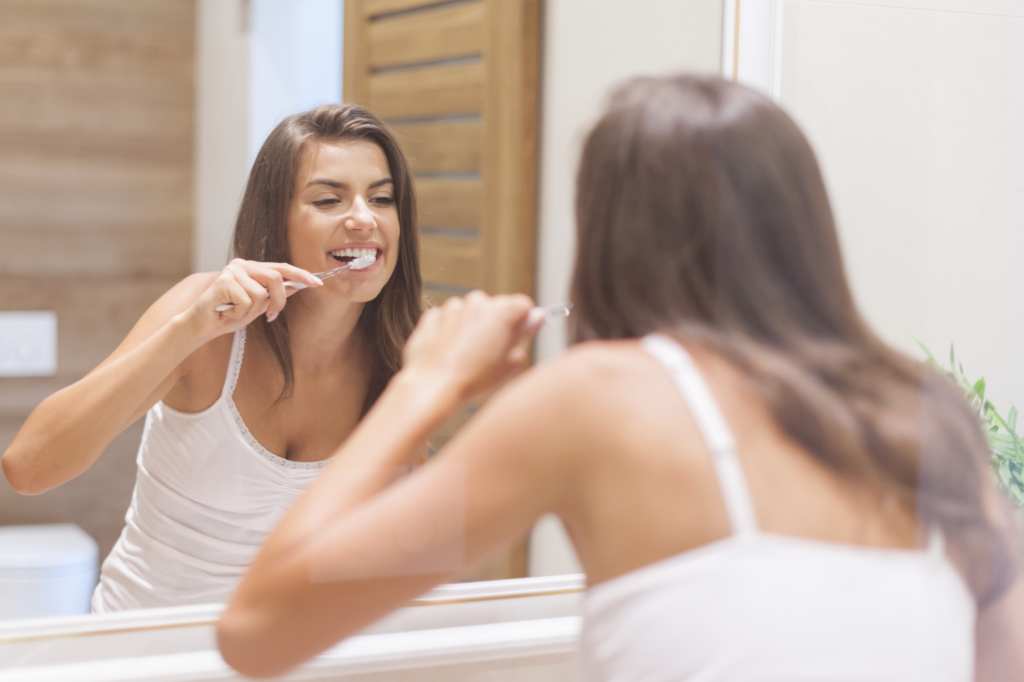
top-left (304, 178), bottom-right (393, 189)
top-left (306, 179), bottom-right (345, 189)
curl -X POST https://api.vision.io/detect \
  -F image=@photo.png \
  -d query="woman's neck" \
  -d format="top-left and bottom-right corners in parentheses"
top-left (284, 292), bottom-right (367, 374)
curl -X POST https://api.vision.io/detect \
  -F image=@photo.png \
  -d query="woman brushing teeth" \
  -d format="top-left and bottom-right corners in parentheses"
top-left (2, 104), bottom-right (425, 612)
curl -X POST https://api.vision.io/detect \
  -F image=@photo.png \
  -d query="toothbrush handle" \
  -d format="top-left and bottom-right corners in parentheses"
top-left (214, 281), bottom-right (306, 312)
top-left (528, 303), bottom-right (573, 327)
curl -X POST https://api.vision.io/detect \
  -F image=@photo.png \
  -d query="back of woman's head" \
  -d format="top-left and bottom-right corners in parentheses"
top-left (572, 74), bottom-right (1017, 603)
top-left (233, 103), bottom-right (423, 414)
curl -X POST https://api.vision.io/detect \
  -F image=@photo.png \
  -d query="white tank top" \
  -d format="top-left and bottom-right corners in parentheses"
top-left (579, 334), bottom-right (976, 681)
top-left (93, 328), bottom-right (331, 612)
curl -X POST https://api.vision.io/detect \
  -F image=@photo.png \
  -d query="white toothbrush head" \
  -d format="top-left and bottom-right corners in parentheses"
top-left (348, 253), bottom-right (376, 270)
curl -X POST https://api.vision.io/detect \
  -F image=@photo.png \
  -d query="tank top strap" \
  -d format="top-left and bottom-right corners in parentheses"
top-left (221, 328), bottom-right (246, 401)
top-left (641, 334), bottom-right (759, 536)
top-left (927, 525), bottom-right (946, 558)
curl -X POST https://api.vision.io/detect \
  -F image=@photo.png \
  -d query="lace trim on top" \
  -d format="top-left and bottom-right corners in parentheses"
top-left (223, 327), bottom-right (332, 471)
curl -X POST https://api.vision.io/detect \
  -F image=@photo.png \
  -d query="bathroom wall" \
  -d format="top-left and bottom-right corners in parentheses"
top-left (529, 0), bottom-right (725, 576)
top-left (0, 0), bottom-right (195, 562)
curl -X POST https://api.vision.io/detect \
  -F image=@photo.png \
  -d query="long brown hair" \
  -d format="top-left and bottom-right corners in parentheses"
top-left (572, 75), bottom-right (1016, 603)
top-left (233, 104), bottom-right (423, 415)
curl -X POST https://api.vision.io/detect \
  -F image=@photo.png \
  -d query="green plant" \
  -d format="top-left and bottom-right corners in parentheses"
top-left (918, 342), bottom-right (1024, 510)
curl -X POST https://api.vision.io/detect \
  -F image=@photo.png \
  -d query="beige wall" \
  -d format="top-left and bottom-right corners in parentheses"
top-left (0, 0), bottom-right (195, 562)
top-left (529, 0), bottom-right (724, 576)
top-left (775, 0), bottom-right (1024, 412)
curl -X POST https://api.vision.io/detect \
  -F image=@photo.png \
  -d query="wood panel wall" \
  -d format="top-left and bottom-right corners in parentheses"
top-left (344, 0), bottom-right (540, 580)
top-left (0, 0), bottom-right (194, 563)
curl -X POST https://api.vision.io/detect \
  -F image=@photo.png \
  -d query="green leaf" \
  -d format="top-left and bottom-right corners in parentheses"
top-left (915, 339), bottom-right (937, 365)
top-left (915, 341), bottom-right (1023, 509)
top-left (973, 378), bottom-right (986, 401)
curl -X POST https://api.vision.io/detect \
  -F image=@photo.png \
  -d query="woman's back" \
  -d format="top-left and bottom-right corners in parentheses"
top-left (569, 335), bottom-right (975, 680)
top-left (559, 338), bottom-right (927, 586)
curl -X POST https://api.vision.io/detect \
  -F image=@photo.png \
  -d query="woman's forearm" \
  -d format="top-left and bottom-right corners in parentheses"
top-left (2, 313), bottom-right (206, 494)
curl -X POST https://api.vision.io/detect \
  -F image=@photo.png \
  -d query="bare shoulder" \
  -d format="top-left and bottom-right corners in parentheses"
top-left (522, 339), bottom-right (665, 407)
top-left (478, 339), bottom-right (668, 452)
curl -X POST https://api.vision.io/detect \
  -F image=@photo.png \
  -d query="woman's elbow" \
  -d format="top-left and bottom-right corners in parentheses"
top-left (1, 447), bottom-right (48, 495)
top-left (217, 605), bottom-right (289, 679)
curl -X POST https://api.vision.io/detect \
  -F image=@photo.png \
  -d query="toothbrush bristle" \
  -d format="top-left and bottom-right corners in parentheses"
top-left (350, 253), bottom-right (376, 270)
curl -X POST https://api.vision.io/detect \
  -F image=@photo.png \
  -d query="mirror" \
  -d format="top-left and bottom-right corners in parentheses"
top-left (2, 0), bottom-right (1022, 656)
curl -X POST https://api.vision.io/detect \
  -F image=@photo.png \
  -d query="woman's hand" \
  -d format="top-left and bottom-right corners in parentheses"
top-left (181, 259), bottom-right (324, 342)
top-left (401, 291), bottom-right (540, 405)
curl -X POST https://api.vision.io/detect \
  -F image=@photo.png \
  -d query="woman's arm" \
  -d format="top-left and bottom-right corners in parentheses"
top-left (976, 574), bottom-right (1024, 681)
top-left (2, 259), bottom-right (321, 494)
top-left (218, 292), bottom-right (576, 678)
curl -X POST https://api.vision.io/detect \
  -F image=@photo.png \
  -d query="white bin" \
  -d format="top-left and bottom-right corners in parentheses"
top-left (0, 524), bottom-right (98, 620)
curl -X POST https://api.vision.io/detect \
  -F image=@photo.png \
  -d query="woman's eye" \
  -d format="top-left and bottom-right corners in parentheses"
top-left (312, 199), bottom-right (339, 207)
top-left (372, 196), bottom-right (395, 206)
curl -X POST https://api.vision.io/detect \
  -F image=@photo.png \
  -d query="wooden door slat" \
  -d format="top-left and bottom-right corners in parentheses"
top-left (369, 61), bottom-right (483, 119)
top-left (395, 120), bottom-right (481, 174)
top-left (363, 0), bottom-right (473, 19)
top-left (416, 177), bottom-right (481, 229)
top-left (420, 234), bottom-right (482, 290)
top-left (369, 2), bottom-right (483, 69)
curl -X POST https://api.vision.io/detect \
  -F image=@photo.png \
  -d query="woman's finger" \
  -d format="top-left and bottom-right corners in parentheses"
top-left (218, 278), bottom-right (254, 319)
top-left (248, 265), bottom-right (286, 321)
top-left (437, 295), bottom-right (466, 341)
top-left (232, 269), bottom-right (274, 321)
top-left (243, 260), bottom-right (324, 290)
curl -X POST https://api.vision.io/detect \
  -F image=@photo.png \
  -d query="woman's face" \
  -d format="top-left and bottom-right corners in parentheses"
top-left (288, 139), bottom-right (400, 303)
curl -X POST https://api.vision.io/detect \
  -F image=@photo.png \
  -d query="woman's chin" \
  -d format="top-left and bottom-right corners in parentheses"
top-left (337, 280), bottom-right (387, 304)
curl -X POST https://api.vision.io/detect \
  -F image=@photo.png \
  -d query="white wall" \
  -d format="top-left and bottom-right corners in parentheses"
top-left (194, 0), bottom-right (250, 273)
top-left (193, 0), bottom-right (343, 274)
top-left (728, 0), bottom-right (1024, 413)
top-left (529, 0), bottom-right (725, 577)
top-left (249, 0), bottom-right (343, 164)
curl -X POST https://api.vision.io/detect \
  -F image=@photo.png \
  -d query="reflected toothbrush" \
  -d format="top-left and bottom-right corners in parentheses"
top-left (528, 303), bottom-right (573, 327)
top-left (214, 253), bottom-right (377, 312)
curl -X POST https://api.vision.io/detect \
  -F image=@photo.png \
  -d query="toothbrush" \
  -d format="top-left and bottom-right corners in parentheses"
top-left (528, 303), bottom-right (573, 327)
top-left (214, 253), bottom-right (377, 312)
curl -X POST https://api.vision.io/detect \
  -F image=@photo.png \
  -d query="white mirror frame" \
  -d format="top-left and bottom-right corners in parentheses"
top-left (0, 574), bottom-right (584, 681)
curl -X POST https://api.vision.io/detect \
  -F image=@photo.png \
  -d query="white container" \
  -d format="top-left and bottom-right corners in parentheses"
top-left (0, 524), bottom-right (98, 620)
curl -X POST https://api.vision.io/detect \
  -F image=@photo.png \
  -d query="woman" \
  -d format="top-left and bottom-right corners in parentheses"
top-left (2, 104), bottom-right (423, 612)
top-left (218, 77), bottom-right (1023, 679)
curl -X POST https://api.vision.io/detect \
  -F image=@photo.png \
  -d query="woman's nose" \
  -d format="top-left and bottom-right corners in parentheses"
top-left (343, 196), bottom-right (377, 232)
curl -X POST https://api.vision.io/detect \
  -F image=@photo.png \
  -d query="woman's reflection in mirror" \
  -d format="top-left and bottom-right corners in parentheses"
top-left (1, 104), bottom-right (424, 612)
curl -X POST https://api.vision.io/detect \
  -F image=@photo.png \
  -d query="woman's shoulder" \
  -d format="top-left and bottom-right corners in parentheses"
top-left (502, 339), bottom-right (665, 422)
top-left (537, 339), bottom-right (659, 386)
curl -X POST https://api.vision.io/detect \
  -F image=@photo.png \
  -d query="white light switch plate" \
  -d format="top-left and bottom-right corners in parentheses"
top-left (0, 311), bottom-right (58, 377)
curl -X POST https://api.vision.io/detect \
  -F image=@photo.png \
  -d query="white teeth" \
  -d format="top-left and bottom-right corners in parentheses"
top-left (330, 247), bottom-right (379, 260)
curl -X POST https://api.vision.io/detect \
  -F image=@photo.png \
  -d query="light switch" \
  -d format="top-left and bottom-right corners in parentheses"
top-left (0, 311), bottom-right (58, 377)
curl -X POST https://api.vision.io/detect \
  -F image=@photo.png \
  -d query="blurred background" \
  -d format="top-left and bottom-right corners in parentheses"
top-left (0, 0), bottom-right (1021, 593)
